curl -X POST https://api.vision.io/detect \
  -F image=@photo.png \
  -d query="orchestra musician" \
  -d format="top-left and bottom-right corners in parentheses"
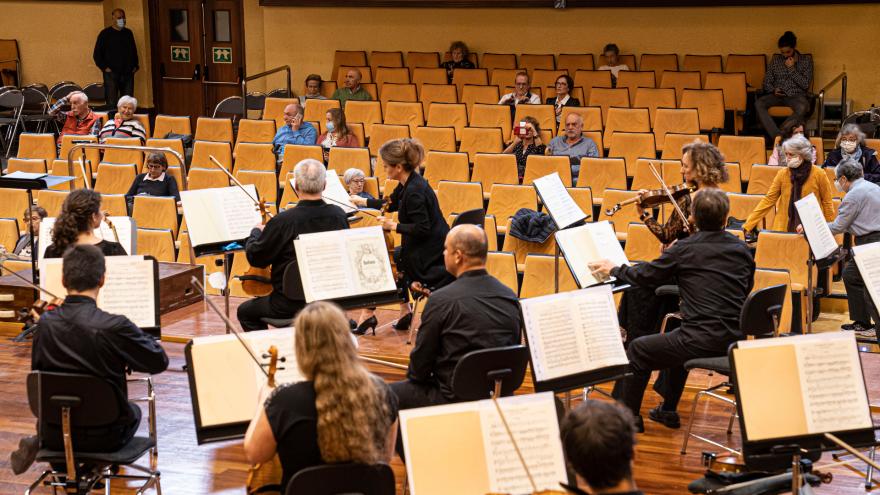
top-left (243, 301), bottom-right (398, 490)
top-left (589, 189), bottom-right (754, 432)
top-left (237, 159), bottom-right (349, 331)
top-left (43, 189), bottom-right (128, 258)
top-left (350, 138), bottom-right (453, 333)
top-left (0, 206), bottom-right (47, 260)
top-left (11, 245), bottom-right (168, 475)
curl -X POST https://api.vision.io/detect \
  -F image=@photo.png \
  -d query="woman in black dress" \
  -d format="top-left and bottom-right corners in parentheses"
top-left (350, 138), bottom-right (452, 333)
top-left (43, 189), bottom-right (127, 258)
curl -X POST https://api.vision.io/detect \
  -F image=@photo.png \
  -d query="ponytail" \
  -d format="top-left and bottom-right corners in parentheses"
top-left (51, 189), bottom-right (101, 253)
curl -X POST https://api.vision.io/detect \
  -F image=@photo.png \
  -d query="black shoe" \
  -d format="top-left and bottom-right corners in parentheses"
top-left (648, 405), bottom-right (681, 429)
top-left (352, 316), bottom-right (378, 336)
top-left (392, 313), bottom-right (413, 331)
top-left (10, 435), bottom-right (39, 474)
top-left (349, 319), bottom-right (357, 330)
top-left (842, 321), bottom-right (872, 331)
top-left (634, 415), bottom-right (644, 433)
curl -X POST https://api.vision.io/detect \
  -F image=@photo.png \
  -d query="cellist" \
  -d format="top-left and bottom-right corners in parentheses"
top-left (237, 159), bottom-right (349, 331)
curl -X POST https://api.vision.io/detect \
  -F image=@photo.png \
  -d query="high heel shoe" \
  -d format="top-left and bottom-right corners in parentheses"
top-left (392, 313), bottom-right (413, 331)
top-left (352, 316), bottom-right (378, 336)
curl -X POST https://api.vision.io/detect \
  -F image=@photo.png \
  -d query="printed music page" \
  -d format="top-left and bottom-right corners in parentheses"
top-left (38, 216), bottom-right (135, 260)
top-left (795, 193), bottom-right (838, 259)
top-left (521, 285), bottom-right (628, 382)
top-left (555, 221), bottom-right (628, 287)
top-left (533, 172), bottom-right (587, 229)
top-left (320, 173), bottom-right (357, 213)
top-left (400, 393), bottom-right (567, 495)
top-left (181, 185), bottom-right (262, 248)
top-left (246, 328), bottom-right (302, 386)
top-left (852, 241), bottom-right (880, 313)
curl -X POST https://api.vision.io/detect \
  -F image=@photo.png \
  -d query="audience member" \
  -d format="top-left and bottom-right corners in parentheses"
top-left (331, 68), bottom-right (372, 107)
top-left (344, 168), bottom-right (374, 201)
top-left (499, 71), bottom-right (541, 113)
top-left (822, 124), bottom-right (880, 184)
top-left (302, 74), bottom-right (327, 105)
top-left (743, 135), bottom-right (834, 233)
top-left (546, 75), bottom-right (580, 123)
top-left (243, 301), bottom-right (397, 491)
top-left (272, 103), bottom-right (317, 161)
top-left (597, 43), bottom-right (630, 86)
top-left (125, 152), bottom-right (181, 208)
top-left (561, 400), bottom-right (643, 495)
top-left (318, 108), bottom-right (359, 162)
top-left (503, 116), bottom-right (546, 180)
top-left (47, 91), bottom-right (99, 146)
top-left (441, 41), bottom-right (476, 83)
top-left (94, 95), bottom-right (146, 143)
top-left (93, 8), bottom-right (139, 108)
top-left (548, 113), bottom-right (598, 181)
top-left (5, 206), bottom-right (47, 260)
top-left (756, 31), bottom-right (813, 138)
top-left (43, 189), bottom-right (128, 258)
top-left (768, 118), bottom-right (815, 166)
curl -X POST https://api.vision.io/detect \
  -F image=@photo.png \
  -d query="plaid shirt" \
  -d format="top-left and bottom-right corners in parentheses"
top-left (763, 51), bottom-right (813, 96)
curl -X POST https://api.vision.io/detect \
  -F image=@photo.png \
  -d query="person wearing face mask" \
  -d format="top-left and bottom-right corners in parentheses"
top-left (93, 8), bottom-right (139, 108)
top-left (822, 124), bottom-right (880, 184)
top-left (317, 108), bottom-right (358, 162)
top-left (743, 134), bottom-right (835, 234)
top-left (767, 119), bottom-right (816, 166)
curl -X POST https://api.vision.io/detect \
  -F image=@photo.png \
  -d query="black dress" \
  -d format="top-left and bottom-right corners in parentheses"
top-left (43, 239), bottom-right (128, 258)
top-left (441, 59), bottom-right (476, 83)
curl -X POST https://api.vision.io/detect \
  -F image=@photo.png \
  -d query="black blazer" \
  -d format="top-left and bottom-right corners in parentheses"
top-left (822, 146), bottom-right (880, 184)
top-left (545, 96), bottom-right (581, 108)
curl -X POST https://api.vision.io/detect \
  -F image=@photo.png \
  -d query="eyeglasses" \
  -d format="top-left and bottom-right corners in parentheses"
top-left (351, 178), bottom-right (366, 184)
top-left (146, 164), bottom-right (164, 169)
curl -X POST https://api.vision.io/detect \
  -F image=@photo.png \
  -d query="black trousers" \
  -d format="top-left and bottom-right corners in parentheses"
top-left (389, 380), bottom-right (452, 459)
top-left (843, 232), bottom-right (880, 334)
top-left (755, 94), bottom-right (810, 137)
top-left (43, 402), bottom-right (141, 453)
top-left (237, 292), bottom-right (305, 331)
top-left (103, 71), bottom-right (135, 108)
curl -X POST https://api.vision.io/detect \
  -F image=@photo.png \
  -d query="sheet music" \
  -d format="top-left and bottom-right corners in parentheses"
top-left (181, 185), bottom-right (262, 248)
top-left (533, 172), bottom-right (587, 229)
top-left (319, 173), bottom-right (357, 214)
top-left (38, 216), bottom-right (135, 260)
top-left (795, 193), bottom-right (838, 259)
top-left (852, 241), bottom-right (880, 314)
top-left (555, 221), bottom-right (628, 287)
top-left (521, 285), bottom-right (628, 382)
top-left (246, 328), bottom-right (303, 387)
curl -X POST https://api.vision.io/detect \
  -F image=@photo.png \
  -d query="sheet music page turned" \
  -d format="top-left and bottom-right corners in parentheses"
top-left (181, 185), bottom-right (262, 249)
top-left (320, 172), bottom-right (357, 213)
top-left (38, 216), bottom-right (135, 260)
top-left (794, 193), bottom-right (838, 259)
top-left (555, 221), bottom-right (628, 287)
top-left (521, 285), bottom-right (628, 382)
top-left (852, 241), bottom-right (880, 313)
top-left (533, 172), bottom-right (587, 229)
top-left (294, 226), bottom-right (396, 302)
top-left (400, 392), bottom-right (567, 495)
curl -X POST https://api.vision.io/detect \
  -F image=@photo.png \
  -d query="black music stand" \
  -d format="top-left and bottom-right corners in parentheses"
top-left (281, 259), bottom-right (404, 310)
top-left (0, 173), bottom-right (74, 284)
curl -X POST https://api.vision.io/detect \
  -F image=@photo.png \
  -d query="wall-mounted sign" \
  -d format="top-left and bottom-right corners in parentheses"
top-left (171, 46), bottom-right (190, 62)
top-left (212, 47), bottom-right (232, 64)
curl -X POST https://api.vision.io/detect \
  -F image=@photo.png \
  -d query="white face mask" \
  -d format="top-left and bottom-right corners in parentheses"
top-left (841, 141), bottom-right (858, 154)
top-left (116, 18), bottom-right (126, 28)
top-left (786, 156), bottom-right (803, 169)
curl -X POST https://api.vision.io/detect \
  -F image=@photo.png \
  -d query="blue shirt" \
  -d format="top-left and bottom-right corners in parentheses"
top-left (827, 178), bottom-right (880, 237)
top-left (547, 135), bottom-right (599, 179)
top-left (273, 121), bottom-right (317, 157)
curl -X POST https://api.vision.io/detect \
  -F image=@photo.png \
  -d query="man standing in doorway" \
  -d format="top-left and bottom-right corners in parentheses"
top-left (93, 8), bottom-right (139, 108)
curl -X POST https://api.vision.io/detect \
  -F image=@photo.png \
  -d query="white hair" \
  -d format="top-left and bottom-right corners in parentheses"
top-left (343, 167), bottom-right (365, 185)
top-left (69, 91), bottom-right (88, 104)
top-left (117, 95), bottom-right (137, 110)
top-left (781, 134), bottom-right (814, 162)
top-left (836, 123), bottom-right (866, 148)
top-left (293, 159), bottom-right (327, 194)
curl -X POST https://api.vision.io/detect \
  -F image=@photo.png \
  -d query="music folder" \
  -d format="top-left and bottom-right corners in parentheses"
top-left (554, 220), bottom-right (629, 288)
top-left (532, 172), bottom-right (589, 229)
top-left (180, 185), bottom-right (263, 256)
top-left (521, 284), bottom-right (630, 392)
top-left (730, 332), bottom-right (875, 471)
top-left (852, 241), bottom-right (880, 317)
top-left (794, 193), bottom-right (839, 261)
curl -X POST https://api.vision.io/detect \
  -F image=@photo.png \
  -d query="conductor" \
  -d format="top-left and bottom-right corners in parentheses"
top-left (237, 159), bottom-right (349, 331)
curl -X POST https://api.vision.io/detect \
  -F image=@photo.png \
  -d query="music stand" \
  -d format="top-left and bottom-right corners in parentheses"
top-left (0, 173), bottom-right (74, 285)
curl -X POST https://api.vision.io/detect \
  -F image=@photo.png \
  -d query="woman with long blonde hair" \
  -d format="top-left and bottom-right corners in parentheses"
top-left (244, 301), bottom-right (398, 490)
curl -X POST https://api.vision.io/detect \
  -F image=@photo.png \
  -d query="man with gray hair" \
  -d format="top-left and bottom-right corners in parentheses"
top-left (47, 91), bottom-right (99, 146)
top-left (800, 157), bottom-right (880, 340)
top-left (272, 103), bottom-right (317, 161)
top-left (547, 112), bottom-right (599, 182)
top-left (237, 159), bottom-right (348, 331)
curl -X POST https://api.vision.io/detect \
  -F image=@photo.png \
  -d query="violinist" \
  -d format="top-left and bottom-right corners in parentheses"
top-left (237, 159), bottom-right (349, 331)
top-left (43, 189), bottom-right (127, 258)
top-left (11, 245), bottom-right (168, 475)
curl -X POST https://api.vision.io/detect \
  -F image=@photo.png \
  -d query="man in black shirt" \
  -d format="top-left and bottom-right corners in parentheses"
top-left (13, 244), bottom-right (168, 473)
top-left (589, 189), bottom-right (754, 431)
top-left (237, 159), bottom-right (349, 331)
top-left (93, 8), bottom-right (139, 108)
top-left (390, 224), bottom-right (522, 409)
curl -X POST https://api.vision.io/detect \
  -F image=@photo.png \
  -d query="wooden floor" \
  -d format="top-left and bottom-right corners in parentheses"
top-left (1, 295), bottom-right (878, 494)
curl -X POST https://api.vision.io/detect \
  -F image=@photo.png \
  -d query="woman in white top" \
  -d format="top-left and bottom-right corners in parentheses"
top-left (597, 43), bottom-right (630, 86)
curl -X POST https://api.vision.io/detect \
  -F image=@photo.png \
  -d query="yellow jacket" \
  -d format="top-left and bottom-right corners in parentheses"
top-left (743, 166), bottom-right (835, 232)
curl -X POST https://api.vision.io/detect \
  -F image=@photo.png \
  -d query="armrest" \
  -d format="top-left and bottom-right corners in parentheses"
top-left (655, 285), bottom-right (680, 298)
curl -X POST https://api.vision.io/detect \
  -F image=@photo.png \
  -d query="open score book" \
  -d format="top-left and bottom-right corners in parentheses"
top-left (555, 221), bottom-right (629, 287)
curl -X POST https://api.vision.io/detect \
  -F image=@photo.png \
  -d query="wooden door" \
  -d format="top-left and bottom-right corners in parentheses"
top-left (150, 0), bottom-right (245, 125)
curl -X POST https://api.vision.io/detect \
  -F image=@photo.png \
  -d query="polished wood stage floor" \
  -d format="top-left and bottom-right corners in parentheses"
top-left (1, 296), bottom-right (878, 494)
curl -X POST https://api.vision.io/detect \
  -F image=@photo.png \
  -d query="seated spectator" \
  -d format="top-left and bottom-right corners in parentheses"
top-left (822, 123), bottom-right (880, 184)
top-left (499, 71), bottom-right (540, 115)
top-left (125, 152), bottom-right (181, 209)
top-left (272, 103), bottom-right (317, 161)
top-left (768, 118), bottom-right (815, 166)
top-left (343, 168), bottom-right (374, 201)
top-left (561, 400), bottom-right (643, 495)
top-left (243, 301), bottom-right (397, 491)
top-left (503, 116), bottom-right (546, 180)
top-left (548, 113), bottom-right (598, 182)
top-left (546, 75), bottom-right (580, 123)
top-left (756, 31), bottom-right (813, 138)
top-left (597, 43), bottom-right (630, 87)
top-left (47, 91), bottom-right (99, 147)
top-left (94, 95), bottom-right (146, 143)
top-left (441, 40), bottom-right (475, 84)
top-left (318, 108), bottom-right (359, 162)
top-left (1, 206), bottom-right (47, 260)
top-left (330, 68), bottom-right (371, 108)
top-left (302, 74), bottom-right (327, 105)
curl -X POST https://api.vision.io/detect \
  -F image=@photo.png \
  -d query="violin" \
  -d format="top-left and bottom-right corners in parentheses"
top-left (103, 212), bottom-right (121, 244)
top-left (604, 183), bottom-right (696, 216)
top-left (246, 346), bottom-right (284, 494)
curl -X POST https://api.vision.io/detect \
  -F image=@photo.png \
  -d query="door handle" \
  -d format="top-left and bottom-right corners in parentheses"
top-left (161, 61), bottom-right (195, 82)
top-left (193, 64), bottom-right (201, 81)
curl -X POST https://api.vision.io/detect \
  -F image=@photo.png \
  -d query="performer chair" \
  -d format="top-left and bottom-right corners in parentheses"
top-left (285, 463), bottom-right (395, 495)
top-left (451, 345), bottom-right (530, 400)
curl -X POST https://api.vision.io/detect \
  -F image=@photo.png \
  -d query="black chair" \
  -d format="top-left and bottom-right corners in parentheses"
top-left (267, 88), bottom-right (292, 98)
top-left (451, 345), bottom-right (530, 400)
top-left (25, 371), bottom-right (161, 495)
top-left (212, 95), bottom-right (245, 120)
top-left (0, 87), bottom-right (24, 157)
top-left (285, 463), bottom-right (395, 495)
top-left (450, 208), bottom-right (486, 229)
top-left (680, 284), bottom-right (787, 455)
top-left (246, 91), bottom-right (267, 114)
top-left (259, 261), bottom-right (303, 329)
top-left (82, 82), bottom-right (108, 111)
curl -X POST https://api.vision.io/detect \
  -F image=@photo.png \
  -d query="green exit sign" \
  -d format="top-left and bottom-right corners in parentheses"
top-left (171, 46), bottom-right (190, 63)
top-left (212, 47), bottom-right (232, 64)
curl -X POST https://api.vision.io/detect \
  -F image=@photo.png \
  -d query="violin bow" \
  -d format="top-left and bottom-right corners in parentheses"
top-left (0, 262), bottom-right (64, 301)
top-left (208, 155), bottom-right (273, 219)
top-left (320, 195), bottom-right (384, 219)
top-left (648, 162), bottom-right (693, 232)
